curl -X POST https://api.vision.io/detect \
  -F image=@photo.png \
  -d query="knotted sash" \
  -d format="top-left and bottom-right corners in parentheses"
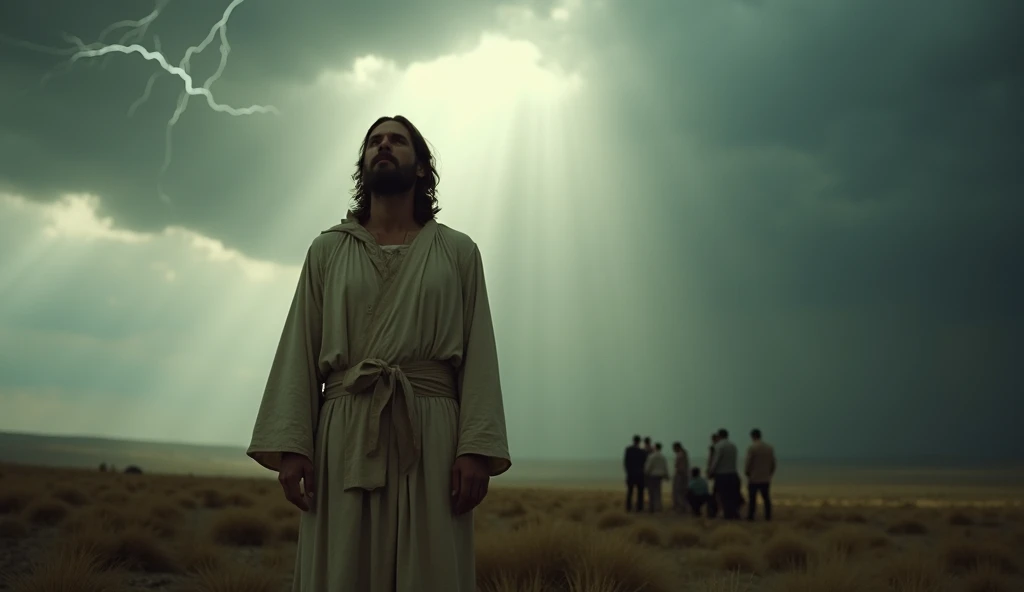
top-left (323, 359), bottom-right (457, 491)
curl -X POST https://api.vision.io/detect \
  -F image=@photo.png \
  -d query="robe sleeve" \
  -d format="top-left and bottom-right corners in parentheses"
top-left (246, 242), bottom-right (325, 472)
top-left (455, 243), bottom-right (511, 476)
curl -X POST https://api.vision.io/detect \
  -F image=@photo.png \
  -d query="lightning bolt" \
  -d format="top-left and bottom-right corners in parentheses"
top-left (2, 0), bottom-right (277, 205)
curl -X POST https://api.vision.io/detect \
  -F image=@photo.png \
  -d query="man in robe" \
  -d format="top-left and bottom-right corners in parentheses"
top-left (246, 115), bottom-right (511, 592)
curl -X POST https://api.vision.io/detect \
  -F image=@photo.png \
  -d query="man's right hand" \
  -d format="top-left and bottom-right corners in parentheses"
top-left (278, 452), bottom-right (316, 511)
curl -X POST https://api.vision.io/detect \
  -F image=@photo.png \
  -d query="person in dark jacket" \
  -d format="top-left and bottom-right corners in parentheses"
top-left (623, 434), bottom-right (648, 512)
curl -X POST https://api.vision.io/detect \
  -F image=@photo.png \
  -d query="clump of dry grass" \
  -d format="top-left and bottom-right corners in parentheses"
top-left (210, 509), bottom-right (273, 547)
top-left (667, 525), bottom-right (702, 548)
top-left (626, 522), bottom-right (663, 546)
top-left (595, 511), bottom-right (632, 530)
top-left (493, 499), bottom-right (529, 518)
top-left (941, 540), bottom-right (1018, 575)
top-left (3, 546), bottom-right (122, 592)
top-left (147, 501), bottom-right (185, 524)
top-left (509, 513), bottom-right (544, 532)
top-left (794, 516), bottom-right (825, 531)
top-left (716, 545), bottom-right (761, 574)
top-left (887, 518), bottom-right (929, 535)
top-left (278, 521), bottom-right (299, 543)
top-left (707, 524), bottom-right (754, 548)
top-left (765, 556), bottom-right (865, 592)
top-left (948, 510), bottom-right (974, 526)
top-left (176, 540), bottom-right (226, 574)
top-left (24, 499), bottom-right (70, 526)
top-left (563, 505), bottom-right (587, 522)
top-left (260, 547), bottom-right (295, 570)
top-left (701, 573), bottom-right (762, 592)
top-left (98, 491), bottom-right (130, 505)
top-left (882, 551), bottom-right (946, 592)
top-left (762, 533), bottom-right (815, 571)
top-left (197, 488), bottom-right (229, 509)
top-left (268, 504), bottom-right (296, 520)
top-left (63, 502), bottom-right (179, 538)
top-left (820, 524), bottom-right (889, 557)
top-left (476, 520), bottom-right (679, 592)
top-left (0, 516), bottom-right (29, 539)
top-left (0, 490), bottom-right (32, 514)
top-left (187, 565), bottom-right (284, 592)
top-left (223, 492), bottom-right (255, 508)
top-left (960, 565), bottom-right (1015, 592)
top-left (59, 526), bottom-right (181, 573)
top-left (51, 487), bottom-right (90, 507)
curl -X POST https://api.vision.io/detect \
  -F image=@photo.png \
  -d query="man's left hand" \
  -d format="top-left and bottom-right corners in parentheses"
top-left (451, 454), bottom-right (490, 516)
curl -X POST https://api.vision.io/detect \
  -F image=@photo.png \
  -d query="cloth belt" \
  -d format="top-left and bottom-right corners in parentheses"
top-left (323, 359), bottom-right (457, 491)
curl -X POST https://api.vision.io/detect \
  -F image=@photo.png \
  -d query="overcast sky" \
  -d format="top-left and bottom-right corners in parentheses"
top-left (1, 0), bottom-right (1021, 463)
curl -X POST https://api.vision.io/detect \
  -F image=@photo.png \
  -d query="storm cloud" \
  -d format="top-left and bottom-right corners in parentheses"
top-left (1, 0), bottom-right (1020, 461)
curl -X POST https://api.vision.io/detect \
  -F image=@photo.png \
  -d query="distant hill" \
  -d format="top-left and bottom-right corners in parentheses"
top-left (0, 431), bottom-right (266, 478)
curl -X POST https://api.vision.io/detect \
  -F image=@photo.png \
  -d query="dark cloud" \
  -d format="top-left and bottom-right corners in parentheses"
top-left (566, 0), bottom-right (1024, 458)
top-left (0, 0), bottom-right (512, 260)
top-left (0, 0), bottom-right (1021, 459)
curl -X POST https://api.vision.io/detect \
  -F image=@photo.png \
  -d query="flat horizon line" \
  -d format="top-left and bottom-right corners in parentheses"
top-left (2, 428), bottom-right (1022, 469)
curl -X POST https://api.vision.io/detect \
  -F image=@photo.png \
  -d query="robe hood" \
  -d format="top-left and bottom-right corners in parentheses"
top-left (320, 211), bottom-right (370, 243)
top-left (321, 210), bottom-right (437, 245)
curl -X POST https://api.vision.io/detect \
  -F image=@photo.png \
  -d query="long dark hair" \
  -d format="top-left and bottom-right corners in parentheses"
top-left (349, 115), bottom-right (441, 224)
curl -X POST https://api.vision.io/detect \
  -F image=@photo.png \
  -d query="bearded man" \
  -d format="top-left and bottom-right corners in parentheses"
top-left (248, 115), bottom-right (511, 592)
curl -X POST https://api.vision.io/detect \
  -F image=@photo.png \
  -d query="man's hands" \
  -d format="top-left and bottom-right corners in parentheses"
top-left (279, 452), bottom-right (315, 511)
top-left (279, 451), bottom-right (487, 514)
top-left (451, 454), bottom-right (490, 516)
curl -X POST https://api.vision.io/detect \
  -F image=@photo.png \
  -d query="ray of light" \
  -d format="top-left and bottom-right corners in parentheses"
top-left (1, 23), bottom-right (657, 455)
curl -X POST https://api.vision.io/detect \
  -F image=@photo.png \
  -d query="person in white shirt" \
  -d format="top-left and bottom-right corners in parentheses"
top-left (643, 442), bottom-right (669, 512)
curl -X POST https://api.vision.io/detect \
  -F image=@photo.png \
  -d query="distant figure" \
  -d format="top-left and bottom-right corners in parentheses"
top-left (623, 434), bottom-right (648, 512)
top-left (98, 462), bottom-right (107, 472)
top-left (686, 467), bottom-right (711, 516)
top-left (708, 428), bottom-right (741, 520)
top-left (745, 428), bottom-right (776, 521)
top-left (671, 441), bottom-right (689, 513)
top-left (706, 432), bottom-right (720, 517)
top-left (643, 442), bottom-right (669, 512)
top-left (641, 436), bottom-right (654, 509)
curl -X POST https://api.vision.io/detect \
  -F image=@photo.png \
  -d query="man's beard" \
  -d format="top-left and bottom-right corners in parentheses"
top-left (364, 161), bottom-right (418, 196)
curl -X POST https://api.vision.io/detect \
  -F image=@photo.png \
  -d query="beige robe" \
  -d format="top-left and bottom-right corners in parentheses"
top-left (246, 215), bottom-right (511, 592)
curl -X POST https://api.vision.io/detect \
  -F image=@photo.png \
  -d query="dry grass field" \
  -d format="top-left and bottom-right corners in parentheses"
top-left (1, 462), bottom-right (1022, 592)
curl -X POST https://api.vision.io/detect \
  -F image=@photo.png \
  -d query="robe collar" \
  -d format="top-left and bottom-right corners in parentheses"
top-left (321, 210), bottom-right (435, 246)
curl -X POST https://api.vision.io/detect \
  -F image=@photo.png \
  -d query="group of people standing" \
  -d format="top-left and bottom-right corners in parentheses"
top-left (622, 428), bottom-right (777, 521)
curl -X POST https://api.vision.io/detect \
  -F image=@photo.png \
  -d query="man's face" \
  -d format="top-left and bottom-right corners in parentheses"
top-left (363, 120), bottom-right (423, 195)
